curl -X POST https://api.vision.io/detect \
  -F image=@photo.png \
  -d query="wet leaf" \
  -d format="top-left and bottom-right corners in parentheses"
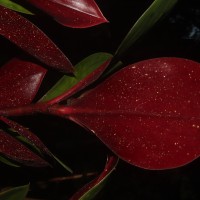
top-left (0, 184), bottom-right (29, 200)
top-left (0, 58), bottom-right (46, 109)
top-left (0, 6), bottom-right (73, 73)
top-left (66, 57), bottom-right (200, 170)
top-left (0, 129), bottom-right (49, 167)
top-left (40, 52), bottom-right (112, 103)
top-left (70, 155), bottom-right (118, 200)
top-left (27, 0), bottom-right (108, 28)
top-left (115, 0), bottom-right (178, 59)
top-left (0, 0), bottom-right (33, 14)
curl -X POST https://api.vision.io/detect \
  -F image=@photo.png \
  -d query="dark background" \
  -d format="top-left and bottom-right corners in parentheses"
top-left (1, 0), bottom-right (200, 199)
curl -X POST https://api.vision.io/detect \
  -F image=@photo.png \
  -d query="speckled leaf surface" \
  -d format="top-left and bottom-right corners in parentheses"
top-left (0, 129), bottom-right (49, 167)
top-left (0, 116), bottom-right (50, 156)
top-left (0, 58), bottom-right (46, 109)
top-left (0, 5), bottom-right (73, 72)
top-left (27, 0), bottom-right (108, 28)
top-left (67, 57), bottom-right (200, 170)
top-left (70, 155), bottom-right (118, 200)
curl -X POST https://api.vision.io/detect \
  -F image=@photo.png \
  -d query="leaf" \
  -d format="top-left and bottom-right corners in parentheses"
top-left (0, 0), bottom-right (33, 14)
top-left (0, 129), bottom-right (49, 167)
top-left (0, 116), bottom-right (50, 155)
top-left (0, 6), bottom-right (73, 73)
top-left (0, 116), bottom-right (73, 172)
top-left (70, 155), bottom-right (118, 200)
top-left (27, 0), bottom-right (108, 28)
top-left (63, 57), bottom-right (200, 170)
top-left (115, 0), bottom-right (178, 59)
top-left (0, 58), bottom-right (47, 109)
top-left (0, 184), bottom-right (29, 200)
top-left (40, 52), bottom-right (112, 104)
top-left (0, 155), bottom-right (20, 167)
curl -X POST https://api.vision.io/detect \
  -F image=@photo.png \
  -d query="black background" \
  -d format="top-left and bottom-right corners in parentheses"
top-left (1, 0), bottom-right (200, 199)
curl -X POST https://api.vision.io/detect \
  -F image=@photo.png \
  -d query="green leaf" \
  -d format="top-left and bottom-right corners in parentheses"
top-left (0, 0), bottom-right (33, 14)
top-left (115, 0), bottom-right (178, 59)
top-left (0, 155), bottom-right (20, 167)
top-left (0, 184), bottom-right (29, 200)
top-left (40, 52), bottom-right (112, 102)
top-left (51, 154), bottom-right (73, 174)
top-left (70, 156), bottom-right (118, 200)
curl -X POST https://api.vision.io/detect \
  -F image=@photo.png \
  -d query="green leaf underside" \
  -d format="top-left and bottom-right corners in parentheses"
top-left (115, 0), bottom-right (178, 58)
top-left (40, 52), bottom-right (112, 102)
top-left (0, 155), bottom-right (19, 167)
top-left (0, 0), bottom-right (33, 14)
top-left (0, 184), bottom-right (29, 200)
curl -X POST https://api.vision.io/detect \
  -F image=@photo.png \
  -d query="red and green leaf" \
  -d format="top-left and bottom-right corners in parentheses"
top-left (0, 116), bottom-right (50, 156)
top-left (70, 155), bottom-right (118, 200)
top-left (0, 5), bottom-right (73, 72)
top-left (27, 0), bottom-right (108, 28)
top-left (62, 57), bottom-right (200, 170)
top-left (0, 58), bottom-right (46, 109)
top-left (0, 129), bottom-right (49, 167)
top-left (41, 52), bottom-right (112, 104)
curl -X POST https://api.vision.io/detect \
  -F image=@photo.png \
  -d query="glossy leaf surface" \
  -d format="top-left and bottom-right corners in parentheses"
top-left (70, 155), bottom-right (118, 200)
top-left (0, 184), bottom-right (29, 200)
top-left (0, 129), bottom-right (49, 167)
top-left (27, 0), bottom-right (108, 28)
top-left (0, 0), bottom-right (33, 14)
top-left (0, 6), bottom-right (73, 72)
top-left (115, 0), bottom-right (178, 59)
top-left (67, 57), bottom-right (200, 170)
top-left (0, 58), bottom-right (46, 109)
top-left (40, 52), bottom-right (112, 103)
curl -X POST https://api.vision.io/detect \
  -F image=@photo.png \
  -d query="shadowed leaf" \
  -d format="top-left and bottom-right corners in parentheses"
top-left (0, 129), bottom-right (49, 167)
top-left (27, 0), bottom-right (108, 28)
top-left (0, 116), bottom-right (50, 155)
top-left (65, 57), bottom-right (200, 170)
top-left (115, 0), bottom-right (178, 59)
top-left (0, 116), bottom-right (73, 172)
top-left (0, 184), bottom-right (29, 200)
top-left (0, 155), bottom-right (19, 167)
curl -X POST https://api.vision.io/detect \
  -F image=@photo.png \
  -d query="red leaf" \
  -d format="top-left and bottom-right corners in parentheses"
top-left (0, 129), bottom-right (49, 167)
top-left (0, 5), bottom-right (73, 73)
top-left (27, 0), bottom-right (108, 28)
top-left (70, 155), bottom-right (118, 200)
top-left (65, 57), bottom-right (200, 170)
top-left (0, 58), bottom-right (46, 109)
top-left (0, 116), bottom-right (51, 156)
